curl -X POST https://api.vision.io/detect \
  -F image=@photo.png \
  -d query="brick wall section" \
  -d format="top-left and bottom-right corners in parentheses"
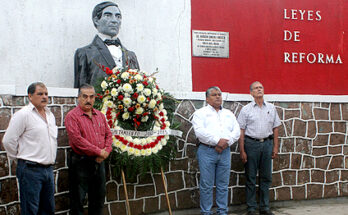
top-left (0, 95), bottom-right (347, 215)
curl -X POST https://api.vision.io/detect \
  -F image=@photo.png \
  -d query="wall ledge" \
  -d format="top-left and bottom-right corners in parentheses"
top-left (1, 85), bottom-right (347, 103)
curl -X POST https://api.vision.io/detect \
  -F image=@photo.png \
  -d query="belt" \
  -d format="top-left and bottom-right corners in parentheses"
top-left (245, 135), bottom-right (273, 143)
top-left (18, 159), bottom-right (53, 168)
top-left (199, 142), bottom-right (216, 148)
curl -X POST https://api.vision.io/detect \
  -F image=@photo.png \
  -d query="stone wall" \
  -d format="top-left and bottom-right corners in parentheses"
top-left (0, 95), bottom-right (347, 215)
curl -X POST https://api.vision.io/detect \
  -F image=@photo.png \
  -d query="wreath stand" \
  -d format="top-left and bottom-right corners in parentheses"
top-left (161, 167), bottom-right (172, 215)
top-left (121, 169), bottom-right (132, 215)
top-left (121, 167), bottom-right (172, 215)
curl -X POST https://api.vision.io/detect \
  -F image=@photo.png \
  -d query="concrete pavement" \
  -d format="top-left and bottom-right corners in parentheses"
top-left (150, 197), bottom-right (348, 215)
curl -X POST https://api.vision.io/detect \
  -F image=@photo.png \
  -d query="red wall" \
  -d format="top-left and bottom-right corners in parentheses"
top-left (191, 0), bottom-right (348, 95)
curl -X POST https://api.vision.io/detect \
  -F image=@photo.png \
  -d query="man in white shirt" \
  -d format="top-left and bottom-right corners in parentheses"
top-left (3, 82), bottom-right (58, 214)
top-left (237, 81), bottom-right (281, 215)
top-left (74, 1), bottom-right (140, 88)
top-left (191, 86), bottom-right (240, 215)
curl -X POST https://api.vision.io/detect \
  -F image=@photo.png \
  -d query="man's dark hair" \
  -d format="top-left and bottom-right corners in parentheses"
top-left (78, 83), bottom-right (95, 96)
top-left (92, 1), bottom-right (119, 27)
top-left (27, 82), bottom-right (46, 95)
top-left (205, 86), bottom-right (221, 98)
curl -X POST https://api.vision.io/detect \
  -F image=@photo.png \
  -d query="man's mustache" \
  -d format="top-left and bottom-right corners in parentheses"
top-left (85, 102), bottom-right (92, 105)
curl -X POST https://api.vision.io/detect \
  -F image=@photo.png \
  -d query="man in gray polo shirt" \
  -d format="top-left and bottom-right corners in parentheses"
top-left (237, 81), bottom-right (281, 215)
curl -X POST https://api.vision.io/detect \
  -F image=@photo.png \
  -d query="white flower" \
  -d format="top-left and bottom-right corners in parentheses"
top-left (111, 112), bottom-right (116, 118)
top-left (135, 107), bottom-right (144, 115)
top-left (112, 67), bottom-right (121, 74)
top-left (136, 84), bottom-right (144, 92)
top-left (155, 121), bottom-right (161, 127)
top-left (153, 126), bottom-right (160, 131)
top-left (162, 109), bottom-right (167, 116)
top-left (141, 138), bottom-right (147, 146)
top-left (141, 115), bottom-right (149, 122)
top-left (152, 147), bottom-right (158, 154)
top-left (148, 77), bottom-right (154, 83)
top-left (114, 140), bottom-right (121, 147)
top-left (141, 150), bottom-right (146, 156)
top-left (133, 138), bottom-right (141, 145)
top-left (146, 149), bottom-right (152, 156)
top-left (106, 101), bottom-right (113, 108)
top-left (113, 120), bottom-right (118, 127)
top-left (128, 147), bottom-right (135, 155)
top-left (165, 121), bottom-right (170, 127)
top-left (159, 103), bottom-right (164, 110)
top-left (121, 72), bottom-right (129, 80)
top-left (161, 138), bottom-right (167, 146)
top-left (152, 88), bottom-right (158, 95)
top-left (111, 88), bottom-right (118, 97)
top-left (165, 135), bottom-right (169, 140)
top-left (146, 137), bottom-right (152, 144)
top-left (123, 83), bottom-right (132, 92)
top-left (156, 144), bottom-right (163, 151)
top-left (122, 112), bottom-right (129, 120)
top-left (121, 145), bottom-right (127, 151)
top-left (125, 136), bottom-right (133, 142)
top-left (137, 95), bottom-right (146, 104)
top-left (148, 99), bottom-right (156, 109)
top-left (134, 74), bottom-right (143, 81)
top-left (101, 81), bottom-right (108, 89)
top-left (143, 88), bottom-right (151, 96)
top-left (123, 98), bottom-right (132, 107)
top-left (156, 93), bottom-right (162, 100)
top-left (124, 93), bottom-right (130, 98)
top-left (134, 149), bottom-right (141, 156)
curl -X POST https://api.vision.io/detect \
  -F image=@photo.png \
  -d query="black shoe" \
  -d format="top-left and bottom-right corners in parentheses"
top-left (247, 211), bottom-right (257, 215)
top-left (260, 210), bottom-right (274, 215)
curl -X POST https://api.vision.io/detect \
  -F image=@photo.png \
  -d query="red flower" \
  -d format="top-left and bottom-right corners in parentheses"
top-left (143, 112), bottom-right (149, 116)
top-left (159, 112), bottom-right (164, 116)
top-left (116, 79), bottom-right (121, 84)
top-left (128, 107), bottom-right (135, 112)
top-left (143, 81), bottom-right (148, 86)
top-left (118, 95), bottom-right (124, 100)
top-left (132, 92), bottom-right (139, 98)
top-left (105, 67), bottom-right (113, 75)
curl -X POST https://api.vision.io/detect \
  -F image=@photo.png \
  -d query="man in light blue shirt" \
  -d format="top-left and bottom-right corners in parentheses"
top-left (192, 86), bottom-right (240, 215)
top-left (237, 81), bottom-right (281, 215)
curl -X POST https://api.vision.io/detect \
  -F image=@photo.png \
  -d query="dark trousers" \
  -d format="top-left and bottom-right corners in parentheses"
top-left (68, 151), bottom-right (106, 215)
top-left (244, 138), bottom-right (273, 212)
top-left (16, 159), bottom-right (55, 215)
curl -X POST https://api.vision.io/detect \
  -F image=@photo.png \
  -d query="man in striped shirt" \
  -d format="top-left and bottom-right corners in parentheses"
top-left (237, 81), bottom-right (281, 215)
top-left (65, 83), bottom-right (112, 215)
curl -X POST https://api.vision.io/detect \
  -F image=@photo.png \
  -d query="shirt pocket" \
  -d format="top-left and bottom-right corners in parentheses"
top-left (49, 124), bottom-right (58, 138)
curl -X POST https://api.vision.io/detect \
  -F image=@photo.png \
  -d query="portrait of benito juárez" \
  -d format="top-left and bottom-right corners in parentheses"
top-left (74, 1), bottom-right (140, 88)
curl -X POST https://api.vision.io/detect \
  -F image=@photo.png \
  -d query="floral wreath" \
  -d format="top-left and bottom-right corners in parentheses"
top-left (94, 65), bottom-right (179, 178)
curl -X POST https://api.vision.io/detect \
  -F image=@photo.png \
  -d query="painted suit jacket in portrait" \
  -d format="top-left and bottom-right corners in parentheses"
top-left (74, 35), bottom-right (140, 88)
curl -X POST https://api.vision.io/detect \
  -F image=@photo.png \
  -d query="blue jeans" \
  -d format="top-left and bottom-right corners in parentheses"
top-left (197, 144), bottom-right (231, 215)
top-left (244, 138), bottom-right (273, 212)
top-left (16, 159), bottom-right (55, 215)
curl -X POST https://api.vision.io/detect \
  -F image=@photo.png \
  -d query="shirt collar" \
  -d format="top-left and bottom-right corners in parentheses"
top-left (77, 105), bottom-right (97, 116)
top-left (28, 102), bottom-right (50, 113)
top-left (97, 33), bottom-right (119, 41)
top-left (251, 100), bottom-right (266, 107)
top-left (207, 104), bottom-right (222, 111)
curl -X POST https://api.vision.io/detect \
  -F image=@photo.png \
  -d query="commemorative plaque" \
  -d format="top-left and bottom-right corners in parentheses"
top-left (192, 30), bottom-right (229, 58)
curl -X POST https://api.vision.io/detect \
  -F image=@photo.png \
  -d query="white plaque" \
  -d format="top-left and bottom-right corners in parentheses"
top-left (192, 30), bottom-right (229, 58)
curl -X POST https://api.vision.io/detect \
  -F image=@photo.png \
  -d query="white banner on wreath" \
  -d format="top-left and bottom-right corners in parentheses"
top-left (111, 129), bottom-right (183, 137)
